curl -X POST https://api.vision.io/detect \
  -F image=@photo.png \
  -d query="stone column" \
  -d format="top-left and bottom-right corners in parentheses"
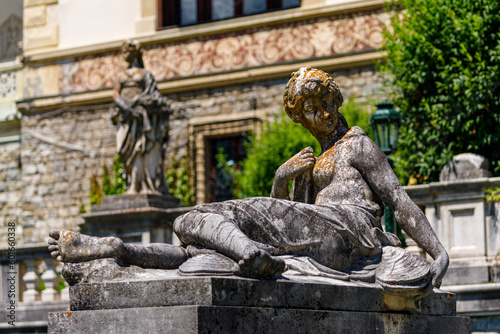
top-left (55, 262), bottom-right (69, 301)
top-left (22, 258), bottom-right (39, 302)
top-left (41, 258), bottom-right (58, 301)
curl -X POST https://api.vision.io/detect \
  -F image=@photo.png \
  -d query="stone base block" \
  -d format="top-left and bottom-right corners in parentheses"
top-left (67, 276), bottom-right (457, 316)
top-left (90, 194), bottom-right (180, 212)
top-left (48, 305), bottom-right (470, 334)
top-left (48, 276), bottom-right (470, 333)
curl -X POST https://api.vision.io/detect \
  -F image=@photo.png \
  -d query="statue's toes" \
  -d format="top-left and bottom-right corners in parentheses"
top-left (48, 245), bottom-right (58, 252)
top-left (49, 229), bottom-right (61, 239)
top-left (50, 251), bottom-right (60, 259)
top-left (48, 238), bottom-right (57, 245)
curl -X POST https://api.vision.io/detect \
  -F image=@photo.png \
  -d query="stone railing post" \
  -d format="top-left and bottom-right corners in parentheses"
top-left (22, 258), bottom-right (39, 302)
top-left (41, 258), bottom-right (58, 301)
top-left (55, 262), bottom-right (69, 301)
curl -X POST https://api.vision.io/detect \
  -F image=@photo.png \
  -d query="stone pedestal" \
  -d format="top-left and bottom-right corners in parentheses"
top-left (404, 177), bottom-right (500, 286)
top-left (48, 275), bottom-right (470, 334)
top-left (81, 194), bottom-right (188, 244)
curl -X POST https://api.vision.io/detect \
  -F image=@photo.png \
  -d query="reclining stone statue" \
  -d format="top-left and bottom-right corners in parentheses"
top-left (48, 67), bottom-right (449, 299)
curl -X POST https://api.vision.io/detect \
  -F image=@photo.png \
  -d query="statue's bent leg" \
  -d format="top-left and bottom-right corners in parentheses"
top-left (48, 230), bottom-right (187, 269)
top-left (173, 211), bottom-right (285, 278)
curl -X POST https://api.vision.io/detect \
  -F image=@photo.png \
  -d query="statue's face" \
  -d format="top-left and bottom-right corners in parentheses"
top-left (123, 48), bottom-right (136, 64)
top-left (299, 93), bottom-right (339, 135)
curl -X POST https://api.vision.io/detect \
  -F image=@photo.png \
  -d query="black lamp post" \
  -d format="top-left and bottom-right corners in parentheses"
top-left (370, 100), bottom-right (401, 156)
top-left (370, 101), bottom-right (405, 246)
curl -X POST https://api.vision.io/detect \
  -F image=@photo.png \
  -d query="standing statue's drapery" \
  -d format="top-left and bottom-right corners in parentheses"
top-left (48, 67), bottom-right (449, 300)
top-left (111, 40), bottom-right (171, 195)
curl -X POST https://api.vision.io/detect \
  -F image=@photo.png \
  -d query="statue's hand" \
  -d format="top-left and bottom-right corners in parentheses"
top-left (430, 253), bottom-right (449, 288)
top-left (415, 252), bottom-right (449, 300)
top-left (277, 147), bottom-right (316, 181)
top-left (271, 147), bottom-right (315, 199)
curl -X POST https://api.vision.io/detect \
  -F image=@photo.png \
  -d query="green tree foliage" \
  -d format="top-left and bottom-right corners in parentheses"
top-left (486, 187), bottom-right (500, 202)
top-left (219, 98), bottom-right (373, 198)
top-left (235, 112), bottom-right (320, 198)
top-left (88, 154), bottom-right (126, 208)
top-left (381, 0), bottom-right (500, 184)
top-left (165, 155), bottom-right (194, 206)
top-left (102, 154), bottom-right (126, 196)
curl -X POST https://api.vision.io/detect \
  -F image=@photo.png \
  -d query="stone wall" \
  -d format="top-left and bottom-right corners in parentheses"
top-left (0, 128), bottom-right (22, 246)
top-left (0, 65), bottom-right (384, 246)
top-left (16, 105), bottom-right (116, 246)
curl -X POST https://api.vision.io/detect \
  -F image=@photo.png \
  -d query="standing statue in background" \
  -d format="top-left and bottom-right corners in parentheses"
top-left (111, 40), bottom-right (171, 195)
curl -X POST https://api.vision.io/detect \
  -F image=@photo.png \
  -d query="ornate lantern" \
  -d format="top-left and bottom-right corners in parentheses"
top-left (370, 101), bottom-right (401, 155)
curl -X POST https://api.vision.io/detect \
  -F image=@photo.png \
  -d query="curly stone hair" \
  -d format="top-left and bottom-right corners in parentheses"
top-left (283, 67), bottom-right (343, 123)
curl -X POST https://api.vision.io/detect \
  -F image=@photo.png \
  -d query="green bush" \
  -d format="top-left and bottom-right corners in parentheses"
top-left (238, 112), bottom-right (320, 198)
top-left (381, 0), bottom-right (500, 184)
top-left (165, 155), bottom-right (194, 206)
top-left (88, 154), bottom-right (126, 208)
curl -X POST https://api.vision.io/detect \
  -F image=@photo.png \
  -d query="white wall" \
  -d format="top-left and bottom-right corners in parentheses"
top-left (58, 0), bottom-right (142, 49)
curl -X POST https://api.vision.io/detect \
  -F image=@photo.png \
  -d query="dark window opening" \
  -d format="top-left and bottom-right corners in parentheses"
top-left (206, 134), bottom-right (247, 202)
top-left (158, 0), bottom-right (300, 28)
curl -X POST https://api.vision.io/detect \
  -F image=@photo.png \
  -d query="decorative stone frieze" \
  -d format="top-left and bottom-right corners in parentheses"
top-left (22, 9), bottom-right (389, 99)
top-left (0, 71), bottom-right (16, 98)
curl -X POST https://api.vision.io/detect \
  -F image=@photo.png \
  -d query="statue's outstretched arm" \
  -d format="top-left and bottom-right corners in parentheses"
top-left (353, 136), bottom-right (449, 289)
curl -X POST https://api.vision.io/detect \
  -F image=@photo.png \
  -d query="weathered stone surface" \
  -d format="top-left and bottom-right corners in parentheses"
top-left (91, 194), bottom-right (179, 212)
top-left (67, 274), bottom-right (456, 316)
top-left (48, 68), bottom-right (447, 302)
top-left (440, 153), bottom-right (492, 182)
top-left (48, 305), bottom-right (471, 334)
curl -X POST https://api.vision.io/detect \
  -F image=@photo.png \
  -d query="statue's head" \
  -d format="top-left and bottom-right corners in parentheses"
top-left (121, 40), bottom-right (144, 67)
top-left (284, 67), bottom-right (343, 126)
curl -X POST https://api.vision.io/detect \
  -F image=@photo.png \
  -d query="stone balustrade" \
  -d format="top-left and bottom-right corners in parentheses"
top-left (0, 244), bottom-right (69, 332)
top-left (0, 244), bottom-right (69, 304)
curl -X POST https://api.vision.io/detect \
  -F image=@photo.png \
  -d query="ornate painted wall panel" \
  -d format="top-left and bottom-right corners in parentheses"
top-left (0, 71), bottom-right (16, 98)
top-left (23, 9), bottom-right (390, 99)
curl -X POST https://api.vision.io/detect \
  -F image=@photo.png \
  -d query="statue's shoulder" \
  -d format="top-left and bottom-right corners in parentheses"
top-left (347, 126), bottom-right (367, 137)
top-left (341, 126), bottom-right (368, 143)
top-left (339, 126), bottom-right (377, 155)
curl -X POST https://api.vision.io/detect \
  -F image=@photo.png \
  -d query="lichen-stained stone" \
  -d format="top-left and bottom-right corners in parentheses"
top-left (47, 274), bottom-right (470, 334)
top-left (47, 68), bottom-right (448, 301)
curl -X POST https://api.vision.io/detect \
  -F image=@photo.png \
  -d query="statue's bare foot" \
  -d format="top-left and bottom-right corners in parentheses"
top-left (48, 230), bottom-right (125, 263)
top-left (238, 249), bottom-right (286, 279)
